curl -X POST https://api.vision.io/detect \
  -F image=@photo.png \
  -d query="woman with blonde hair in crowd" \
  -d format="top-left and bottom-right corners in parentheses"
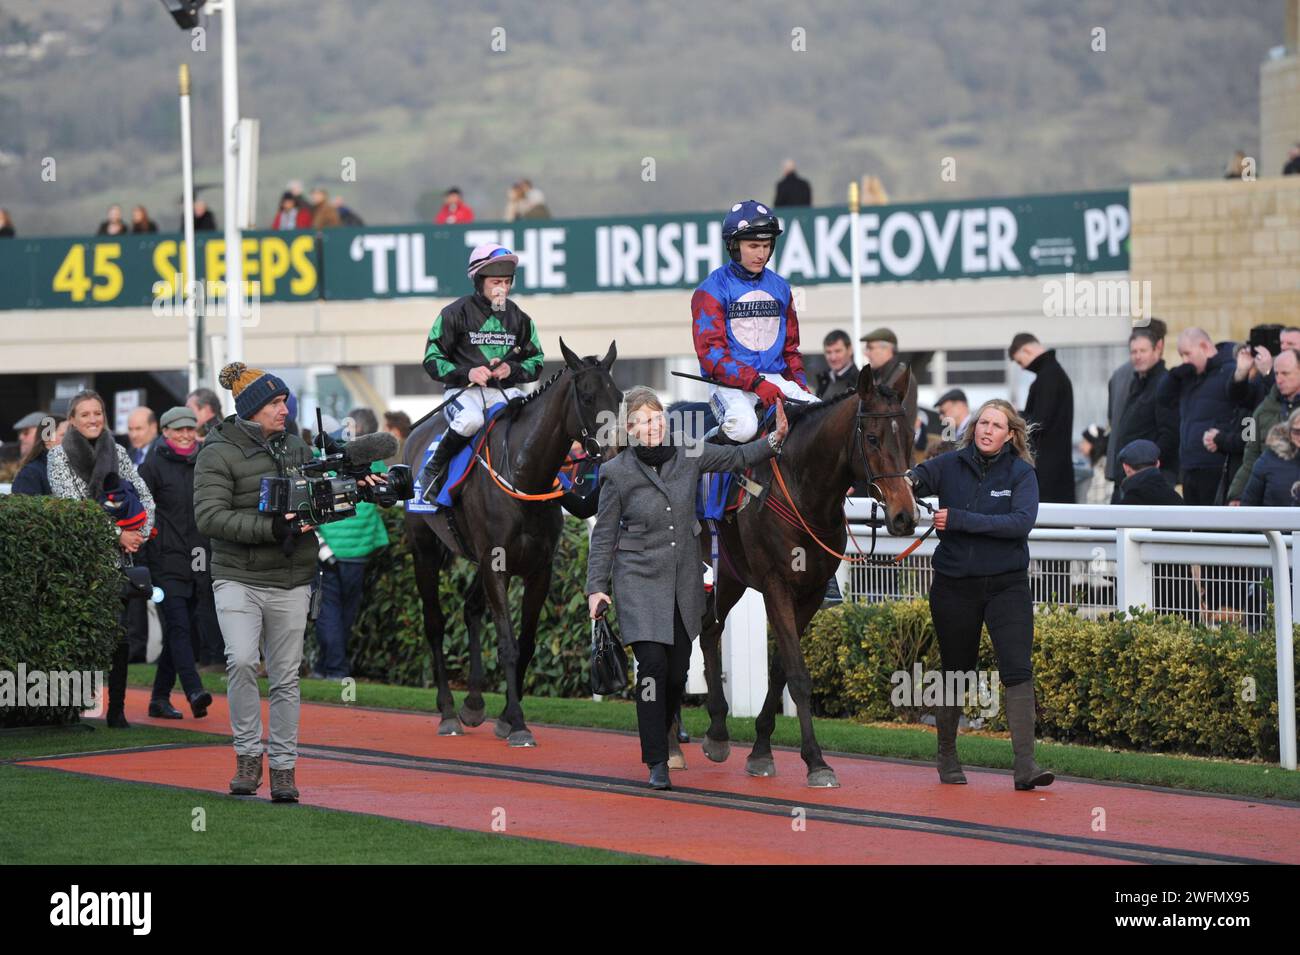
top-left (906, 398), bottom-right (1054, 791)
top-left (47, 390), bottom-right (156, 728)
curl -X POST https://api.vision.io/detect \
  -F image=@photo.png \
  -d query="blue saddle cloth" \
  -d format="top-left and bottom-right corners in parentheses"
top-left (694, 404), bottom-right (776, 521)
top-left (405, 401), bottom-right (507, 513)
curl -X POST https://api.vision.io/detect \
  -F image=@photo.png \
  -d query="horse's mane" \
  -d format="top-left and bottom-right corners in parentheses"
top-left (784, 387), bottom-right (857, 426)
top-left (516, 366), bottom-right (565, 408)
top-left (509, 355), bottom-right (610, 419)
top-left (783, 381), bottom-right (905, 428)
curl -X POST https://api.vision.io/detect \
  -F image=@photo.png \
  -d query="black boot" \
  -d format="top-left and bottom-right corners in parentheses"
top-left (106, 641), bottom-right (130, 729)
top-left (648, 761), bottom-right (672, 790)
top-left (1006, 681), bottom-right (1054, 790)
top-left (934, 704), bottom-right (967, 784)
top-left (420, 428), bottom-right (471, 503)
top-left (822, 576), bottom-right (844, 608)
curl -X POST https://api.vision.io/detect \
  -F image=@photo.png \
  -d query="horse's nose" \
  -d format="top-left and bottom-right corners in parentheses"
top-left (891, 511), bottom-right (916, 537)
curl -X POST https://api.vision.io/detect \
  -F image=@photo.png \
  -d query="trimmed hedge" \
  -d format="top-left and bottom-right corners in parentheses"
top-left (345, 509), bottom-right (626, 699)
top-left (0, 495), bottom-right (123, 727)
top-left (804, 600), bottom-right (1292, 761)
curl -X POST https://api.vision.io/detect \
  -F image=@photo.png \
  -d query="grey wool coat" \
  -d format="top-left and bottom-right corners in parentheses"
top-left (586, 437), bottom-right (777, 646)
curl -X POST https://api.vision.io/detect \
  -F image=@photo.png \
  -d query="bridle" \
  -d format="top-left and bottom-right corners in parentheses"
top-left (568, 364), bottom-right (610, 462)
top-left (766, 391), bottom-right (934, 565)
top-left (480, 363), bottom-right (613, 501)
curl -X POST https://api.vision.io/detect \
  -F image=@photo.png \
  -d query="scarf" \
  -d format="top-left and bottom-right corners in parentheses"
top-left (61, 426), bottom-right (118, 500)
top-left (634, 443), bottom-right (675, 468)
top-left (165, 438), bottom-right (197, 457)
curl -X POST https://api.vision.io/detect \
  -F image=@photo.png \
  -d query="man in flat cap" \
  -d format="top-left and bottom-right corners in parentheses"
top-left (861, 327), bottom-right (919, 443)
top-left (1115, 439), bottom-right (1182, 506)
top-left (11, 410), bottom-right (65, 496)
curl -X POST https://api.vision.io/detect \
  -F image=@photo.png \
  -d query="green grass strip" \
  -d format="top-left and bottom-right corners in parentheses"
top-left (0, 764), bottom-right (666, 864)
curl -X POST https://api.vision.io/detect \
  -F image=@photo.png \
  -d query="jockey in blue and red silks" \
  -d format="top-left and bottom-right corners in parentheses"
top-left (691, 199), bottom-right (819, 441)
top-left (691, 200), bottom-right (843, 605)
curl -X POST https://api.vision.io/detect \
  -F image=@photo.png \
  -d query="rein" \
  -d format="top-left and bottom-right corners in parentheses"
top-left (766, 396), bottom-right (935, 565)
top-left (479, 365), bottom-right (608, 503)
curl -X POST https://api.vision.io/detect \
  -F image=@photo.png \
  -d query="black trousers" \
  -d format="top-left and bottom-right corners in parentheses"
top-left (630, 603), bottom-right (691, 766)
top-left (123, 596), bottom-right (148, 663)
top-left (928, 569), bottom-right (1034, 688)
top-left (109, 604), bottom-right (132, 715)
top-left (1181, 467), bottom-right (1222, 505)
top-left (192, 574), bottom-right (225, 666)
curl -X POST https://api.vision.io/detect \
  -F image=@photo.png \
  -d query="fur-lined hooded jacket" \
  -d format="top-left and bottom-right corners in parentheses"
top-left (1240, 422), bottom-right (1300, 507)
top-left (47, 430), bottom-right (156, 541)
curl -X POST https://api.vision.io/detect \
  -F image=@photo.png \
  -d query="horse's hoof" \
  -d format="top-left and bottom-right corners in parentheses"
top-left (494, 719), bottom-right (511, 739)
top-left (807, 768), bottom-right (840, 789)
top-left (745, 754), bottom-right (776, 777)
top-left (507, 730), bottom-right (537, 748)
top-left (667, 751), bottom-right (687, 771)
top-left (437, 717), bottom-right (464, 736)
top-left (459, 704), bottom-right (486, 727)
top-left (701, 737), bottom-right (731, 763)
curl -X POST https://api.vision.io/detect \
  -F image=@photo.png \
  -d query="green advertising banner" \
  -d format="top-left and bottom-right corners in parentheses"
top-left (318, 190), bottom-right (1130, 299)
top-left (0, 190), bottom-right (1128, 310)
top-left (0, 231), bottom-right (320, 310)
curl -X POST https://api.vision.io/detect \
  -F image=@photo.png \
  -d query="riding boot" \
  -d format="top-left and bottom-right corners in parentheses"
top-left (1006, 680), bottom-right (1054, 790)
top-left (934, 704), bottom-right (967, 784)
top-left (822, 576), bottom-right (844, 608)
top-left (703, 426), bottom-right (741, 447)
top-left (106, 640), bottom-right (130, 729)
top-left (420, 428), bottom-right (471, 503)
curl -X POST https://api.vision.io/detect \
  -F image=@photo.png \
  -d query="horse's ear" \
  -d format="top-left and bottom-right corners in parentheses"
top-left (887, 362), bottom-right (911, 399)
top-left (558, 336), bottom-right (582, 371)
top-left (599, 340), bottom-right (617, 372)
top-left (856, 363), bottom-right (876, 397)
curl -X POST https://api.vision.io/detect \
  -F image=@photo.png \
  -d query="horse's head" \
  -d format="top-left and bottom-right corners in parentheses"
top-left (853, 363), bottom-right (917, 536)
top-left (559, 337), bottom-right (621, 460)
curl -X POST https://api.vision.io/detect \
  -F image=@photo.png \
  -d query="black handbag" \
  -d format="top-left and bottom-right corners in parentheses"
top-left (589, 607), bottom-right (629, 696)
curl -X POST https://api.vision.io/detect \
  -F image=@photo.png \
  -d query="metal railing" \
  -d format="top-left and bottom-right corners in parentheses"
top-left (715, 501), bottom-right (1298, 769)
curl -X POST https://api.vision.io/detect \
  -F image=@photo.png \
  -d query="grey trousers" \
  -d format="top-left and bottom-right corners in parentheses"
top-left (213, 579), bottom-right (310, 770)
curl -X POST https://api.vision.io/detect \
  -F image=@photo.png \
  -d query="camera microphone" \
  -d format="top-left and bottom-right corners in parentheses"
top-left (339, 431), bottom-right (399, 466)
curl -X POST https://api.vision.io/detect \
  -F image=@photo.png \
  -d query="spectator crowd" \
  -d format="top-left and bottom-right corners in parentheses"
top-left (5, 382), bottom-right (401, 740)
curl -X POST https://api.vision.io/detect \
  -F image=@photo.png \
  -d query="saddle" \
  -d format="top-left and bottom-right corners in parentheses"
top-left (696, 404), bottom-right (777, 523)
top-left (407, 401), bottom-right (509, 515)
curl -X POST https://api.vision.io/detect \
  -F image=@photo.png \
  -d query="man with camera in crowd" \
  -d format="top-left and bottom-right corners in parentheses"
top-left (194, 362), bottom-right (389, 802)
top-left (194, 363), bottom-right (316, 802)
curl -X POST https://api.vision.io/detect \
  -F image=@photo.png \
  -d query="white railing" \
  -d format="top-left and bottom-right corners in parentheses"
top-left (713, 501), bottom-right (1298, 770)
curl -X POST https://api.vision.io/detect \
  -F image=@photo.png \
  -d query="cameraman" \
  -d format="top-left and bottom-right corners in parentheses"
top-left (194, 363), bottom-right (319, 803)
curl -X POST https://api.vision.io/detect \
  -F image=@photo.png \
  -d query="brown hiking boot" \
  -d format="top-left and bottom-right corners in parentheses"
top-left (270, 767), bottom-right (299, 803)
top-left (229, 753), bottom-right (263, 795)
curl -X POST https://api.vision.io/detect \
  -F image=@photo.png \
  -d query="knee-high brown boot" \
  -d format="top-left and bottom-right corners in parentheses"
top-left (1006, 681), bottom-right (1054, 790)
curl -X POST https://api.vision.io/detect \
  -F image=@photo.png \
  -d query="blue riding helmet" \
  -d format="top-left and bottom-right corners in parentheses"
top-left (722, 200), bottom-right (783, 262)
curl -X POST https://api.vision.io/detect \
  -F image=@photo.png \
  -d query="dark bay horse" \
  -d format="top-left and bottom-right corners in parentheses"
top-left (698, 364), bottom-right (917, 786)
top-left (403, 339), bottom-right (621, 746)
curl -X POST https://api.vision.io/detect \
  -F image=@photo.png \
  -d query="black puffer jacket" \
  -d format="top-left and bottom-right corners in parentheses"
top-left (422, 292), bottom-right (545, 388)
top-left (139, 437), bottom-right (208, 593)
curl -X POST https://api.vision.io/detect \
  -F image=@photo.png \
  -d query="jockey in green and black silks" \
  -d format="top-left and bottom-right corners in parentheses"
top-left (419, 242), bottom-right (545, 501)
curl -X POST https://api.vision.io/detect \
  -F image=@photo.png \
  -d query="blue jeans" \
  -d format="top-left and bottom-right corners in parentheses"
top-left (152, 588), bottom-right (205, 701)
top-left (315, 560), bottom-right (366, 678)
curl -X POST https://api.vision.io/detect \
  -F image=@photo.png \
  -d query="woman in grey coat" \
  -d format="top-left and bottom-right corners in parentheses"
top-left (586, 386), bottom-right (788, 789)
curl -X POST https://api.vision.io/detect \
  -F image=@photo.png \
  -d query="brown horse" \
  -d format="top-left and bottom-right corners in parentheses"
top-left (698, 364), bottom-right (917, 786)
top-left (403, 339), bottom-right (621, 746)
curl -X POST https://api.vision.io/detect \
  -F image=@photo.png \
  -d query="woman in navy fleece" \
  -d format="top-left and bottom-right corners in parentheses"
top-left (908, 398), bottom-right (1055, 791)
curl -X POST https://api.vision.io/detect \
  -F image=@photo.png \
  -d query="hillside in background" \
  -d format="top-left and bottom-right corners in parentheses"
top-left (0, 0), bottom-right (1284, 236)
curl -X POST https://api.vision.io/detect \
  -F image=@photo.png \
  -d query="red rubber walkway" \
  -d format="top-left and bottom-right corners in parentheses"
top-left (17, 688), bottom-right (1300, 864)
